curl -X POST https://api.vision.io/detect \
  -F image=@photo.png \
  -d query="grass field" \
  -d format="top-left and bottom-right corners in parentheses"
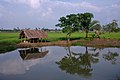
top-left (0, 31), bottom-right (120, 44)
top-left (0, 31), bottom-right (120, 53)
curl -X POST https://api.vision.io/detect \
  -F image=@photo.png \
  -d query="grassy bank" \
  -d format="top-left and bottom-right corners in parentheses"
top-left (0, 32), bottom-right (20, 53)
top-left (0, 31), bottom-right (120, 53)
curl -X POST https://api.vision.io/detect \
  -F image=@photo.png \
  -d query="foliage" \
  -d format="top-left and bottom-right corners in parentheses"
top-left (77, 12), bottom-right (94, 38)
top-left (56, 12), bottom-right (96, 39)
top-left (0, 45), bottom-right (16, 53)
top-left (56, 14), bottom-right (80, 41)
top-left (103, 20), bottom-right (118, 33)
top-left (89, 20), bottom-right (101, 31)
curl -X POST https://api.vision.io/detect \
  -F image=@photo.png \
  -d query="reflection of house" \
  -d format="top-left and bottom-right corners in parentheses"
top-left (19, 48), bottom-right (48, 60)
top-left (19, 30), bottom-right (48, 43)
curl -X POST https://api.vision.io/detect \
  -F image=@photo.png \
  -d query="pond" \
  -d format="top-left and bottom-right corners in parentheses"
top-left (0, 46), bottom-right (120, 80)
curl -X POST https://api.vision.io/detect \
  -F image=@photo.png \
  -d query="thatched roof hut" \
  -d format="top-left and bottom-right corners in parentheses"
top-left (19, 30), bottom-right (48, 43)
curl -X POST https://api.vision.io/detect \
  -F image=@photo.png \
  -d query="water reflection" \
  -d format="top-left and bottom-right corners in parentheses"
top-left (0, 47), bottom-right (49, 75)
top-left (0, 46), bottom-right (120, 80)
top-left (103, 48), bottom-right (119, 64)
top-left (56, 46), bottom-right (99, 77)
top-left (19, 47), bottom-right (49, 60)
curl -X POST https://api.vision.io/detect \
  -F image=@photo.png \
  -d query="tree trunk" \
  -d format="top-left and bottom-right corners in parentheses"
top-left (68, 33), bottom-right (71, 42)
top-left (85, 30), bottom-right (89, 38)
top-left (66, 33), bottom-right (71, 42)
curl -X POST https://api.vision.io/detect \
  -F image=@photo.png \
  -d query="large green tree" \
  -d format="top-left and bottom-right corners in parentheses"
top-left (77, 12), bottom-right (94, 38)
top-left (56, 14), bottom-right (79, 41)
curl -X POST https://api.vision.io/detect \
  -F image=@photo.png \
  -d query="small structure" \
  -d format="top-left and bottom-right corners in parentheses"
top-left (19, 30), bottom-right (48, 43)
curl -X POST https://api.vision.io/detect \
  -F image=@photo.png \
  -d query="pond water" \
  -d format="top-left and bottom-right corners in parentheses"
top-left (0, 46), bottom-right (120, 80)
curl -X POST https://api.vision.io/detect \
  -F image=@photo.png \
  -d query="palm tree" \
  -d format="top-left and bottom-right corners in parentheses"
top-left (89, 20), bottom-right (101, 31)
top-left (78, 12), bottom-right (94, 38)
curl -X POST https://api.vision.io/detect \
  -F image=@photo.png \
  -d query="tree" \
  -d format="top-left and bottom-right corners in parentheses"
top-left (56, 14), bottom-right (79, 41)
top-left (89, 20), bottom-right (101, 31)
top-left (103, 20), bottom-right (118, 33)
top-left (77, 12), bottom-right (94, 38)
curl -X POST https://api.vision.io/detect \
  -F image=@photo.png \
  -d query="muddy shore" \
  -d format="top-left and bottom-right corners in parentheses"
top-left (17, 38), bottom-right (120, 48)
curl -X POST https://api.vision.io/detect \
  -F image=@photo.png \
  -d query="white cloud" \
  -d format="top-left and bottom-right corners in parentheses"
top-left (79, 2), bottom-right (101, 12)
top-left (50, 1), bottom-right (101, 12)
top-left (42, 7), bottom-right (53, 17)
top-left (5, 0), bottom-right (48, 9)
top-left (26, 0), bottom-right (41, 9)
top-left (4, 0), bottom-right (101, 11)
top-left (2, 0), bottom-right (119, 29)
top-left (112, 4), bottom-right (120, 8)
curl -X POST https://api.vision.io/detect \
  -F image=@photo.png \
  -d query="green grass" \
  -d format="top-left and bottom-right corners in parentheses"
top-left (0, 32), bottom-right (20, 53)
top-left (0, 32), bottom-right (120, 43)
top-left (0, 31), bottom-right (120, 53)
top-left (100, 32), bottom-right (120, 39)
top-left (47, 32), bottom-right (85, 41)
top-left (0, 32), bottom-right (20, 44)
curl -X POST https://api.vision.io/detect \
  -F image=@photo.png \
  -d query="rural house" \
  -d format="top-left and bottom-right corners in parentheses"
top-left (19, 30), bottom-right (48, 43)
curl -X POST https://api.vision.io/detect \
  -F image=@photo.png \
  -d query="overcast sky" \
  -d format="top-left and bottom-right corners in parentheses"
top-left (0, 0), bottom-right (120, 29)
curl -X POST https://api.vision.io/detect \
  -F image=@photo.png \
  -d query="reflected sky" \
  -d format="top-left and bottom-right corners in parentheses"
top-left (0, 47), bottom-right (49, 75)
top-left (0, 46), bottom-right (120, 80)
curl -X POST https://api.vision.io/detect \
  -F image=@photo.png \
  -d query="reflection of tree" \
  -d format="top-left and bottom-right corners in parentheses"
top-left (56, 46), bottom-right (99, 77)
top-left (103, 49), bottom-right (119, 64)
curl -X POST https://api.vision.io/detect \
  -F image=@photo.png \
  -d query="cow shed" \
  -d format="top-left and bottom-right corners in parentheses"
top-left (19, 30), bottom-right (48, 43)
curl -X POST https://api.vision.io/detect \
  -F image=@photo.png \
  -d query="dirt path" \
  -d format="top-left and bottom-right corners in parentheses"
top-left (17, 38), bottom-right (120, 48)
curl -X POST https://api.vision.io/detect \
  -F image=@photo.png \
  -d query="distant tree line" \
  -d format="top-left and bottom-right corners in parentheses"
top-left (102, 20), bottom-right (120, 33)
top-left (0, 27), bottom-right (61, 32)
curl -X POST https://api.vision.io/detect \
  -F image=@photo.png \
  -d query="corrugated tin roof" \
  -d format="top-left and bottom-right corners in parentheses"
top-left (20, 30), bottom-right (48, 39)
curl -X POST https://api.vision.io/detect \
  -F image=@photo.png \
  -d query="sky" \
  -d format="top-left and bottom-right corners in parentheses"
top-left (0, 0), bottom-right (120, 29)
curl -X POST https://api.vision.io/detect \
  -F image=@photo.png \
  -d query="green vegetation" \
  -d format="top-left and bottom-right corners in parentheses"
top-left (103, 20), bottom-right (118, 33)
top-left (100, 32), bottom-right (120, 39)
top-left (56, 14), bottom-right (80, 41)
top-left (47, 32), bottom-right (88, 41)
top-left (0, 32), bottom-right (20, 53)
top-left (0, 32), bottom-right (20, 44)
top-left (56, 12), bottom-right (96, 40)
top-left (0, 45), bottom-right (16, 53)
top-left (0, 32), bottom-right (120, 43)
top-left (0, 31), bottom-right (120, 53)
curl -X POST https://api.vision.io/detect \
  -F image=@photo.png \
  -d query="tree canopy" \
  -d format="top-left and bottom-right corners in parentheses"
top-left (77, 12), bottom-right (94, 38)
top-left (56, 14), bottom-right (80, 41)
top-left (56, 12), bottom-right (94, 39)
top-left (103, 20), bottom-right (118, 33)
